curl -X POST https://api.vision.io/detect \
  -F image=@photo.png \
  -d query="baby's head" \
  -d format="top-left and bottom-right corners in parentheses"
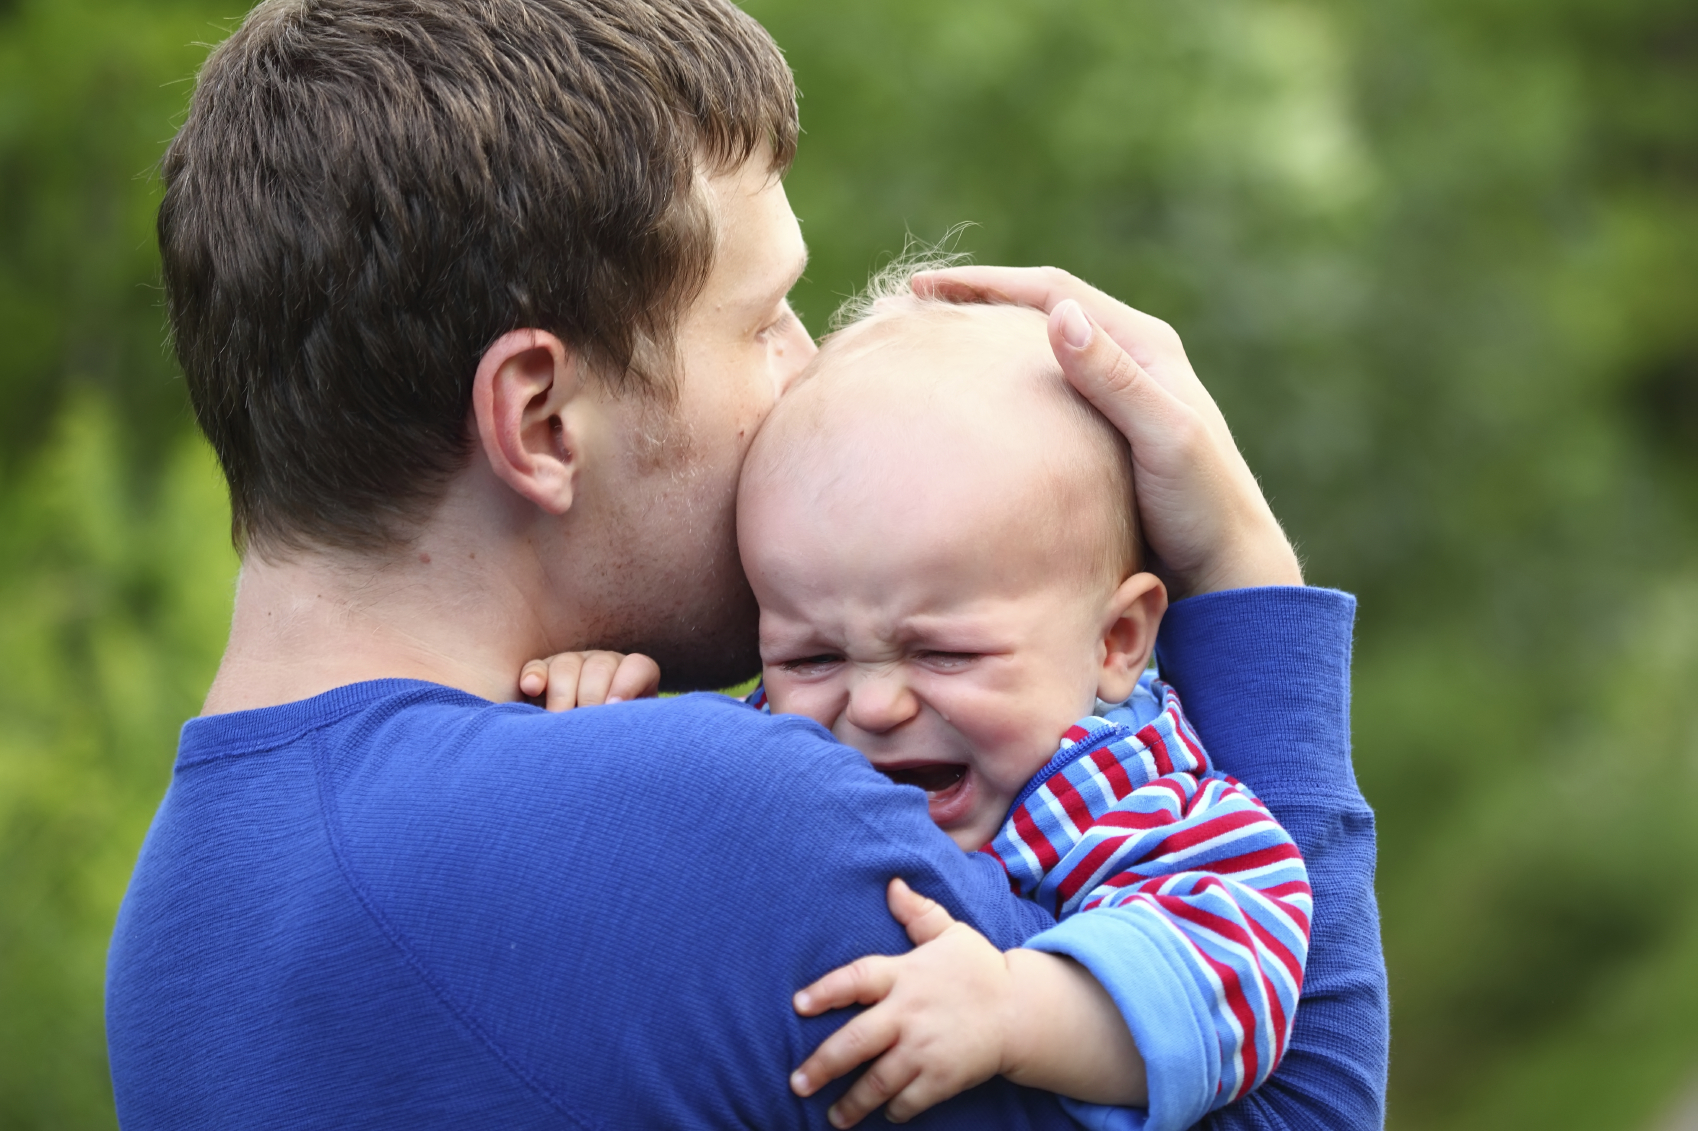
top-left (738, 292), bottom-right (1167, 850)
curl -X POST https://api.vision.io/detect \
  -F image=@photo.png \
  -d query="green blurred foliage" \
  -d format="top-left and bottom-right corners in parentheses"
top-left (0, 0), bottom-right (1693, 1127)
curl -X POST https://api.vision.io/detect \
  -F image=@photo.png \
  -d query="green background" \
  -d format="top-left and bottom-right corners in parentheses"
top-left (1, 0), bottom-right (1694, 1126)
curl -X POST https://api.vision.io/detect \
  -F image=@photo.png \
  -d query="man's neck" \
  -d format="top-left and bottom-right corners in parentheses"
top-left (201, 536), bottom-right (554, 716)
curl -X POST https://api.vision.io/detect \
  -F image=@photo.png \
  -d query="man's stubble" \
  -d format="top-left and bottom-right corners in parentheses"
top-left (580, 393), bottom-right (764, 693)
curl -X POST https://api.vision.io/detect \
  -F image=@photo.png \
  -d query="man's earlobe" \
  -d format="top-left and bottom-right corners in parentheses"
top-left (472, 329), bottom-right (584, 514)
top-left (1096, 572), bottom-right (1169, 705)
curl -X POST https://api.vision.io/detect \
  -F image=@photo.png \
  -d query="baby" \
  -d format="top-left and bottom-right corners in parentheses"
top-left (523, 291), bottom-right (1311, 1131)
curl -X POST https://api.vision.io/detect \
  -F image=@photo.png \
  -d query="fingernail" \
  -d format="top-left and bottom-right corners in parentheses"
top-left (829, 1108), bottom-right (848, 1128)
top-left (791, 1070), bottom-right (811, 1095)
top-left (794, 991), bottom-right (812, 1012)
top-left (1059, 300), bottom-right (1092, 349)
top-left (606, 695), bottom-right (623, 705)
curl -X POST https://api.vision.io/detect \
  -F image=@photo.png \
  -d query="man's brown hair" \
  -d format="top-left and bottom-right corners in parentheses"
top-left (160, 0), bottom-right (798, 555)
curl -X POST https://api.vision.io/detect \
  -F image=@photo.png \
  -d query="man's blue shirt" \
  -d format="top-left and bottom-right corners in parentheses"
top-left (106, 587), bottom-right (1385, 1129)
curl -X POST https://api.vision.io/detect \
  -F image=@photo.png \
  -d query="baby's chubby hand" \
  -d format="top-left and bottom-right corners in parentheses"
top-left (789, 878), bottom-right (1019, 1127)
top-left (517, 651), bottom-right (661, 711)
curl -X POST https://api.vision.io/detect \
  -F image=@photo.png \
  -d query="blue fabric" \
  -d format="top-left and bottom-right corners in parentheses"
top-left (1047, 907), bottom-right (1221, 1131)
top-left (106, 586), bottom-right (1385, 1130)
top-left (1158, 587), bottom-right (1387, 1131)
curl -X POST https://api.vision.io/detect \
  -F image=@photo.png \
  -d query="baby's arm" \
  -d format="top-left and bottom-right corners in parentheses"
top-left (998, 758), bottom-right (1312, 1129)
top-left (794, 763), bottom-right (1310, 1128)
top-left (517, 650), bottom-right (660, 710)
top-left (789, 878), bottom-right (1145, 1128)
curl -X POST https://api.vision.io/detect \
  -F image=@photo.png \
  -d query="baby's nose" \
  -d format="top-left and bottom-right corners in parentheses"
top-left (844, 670), bottom-right (919, 734)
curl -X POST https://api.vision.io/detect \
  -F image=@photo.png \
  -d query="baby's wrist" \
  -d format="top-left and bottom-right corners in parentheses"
top-left (995, 947), bottom-right (1148, 1106)
top-left (995, 948), bottom-right (1064, 1088)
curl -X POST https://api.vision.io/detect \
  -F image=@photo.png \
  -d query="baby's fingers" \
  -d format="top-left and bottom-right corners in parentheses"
top-left (883, 1068), bottom-right (975, 1125)
top-left (794, 955), bottom-right (896, 1018)
top-left (825, 1051), bottom-right (922, 1128)
top-left (606, 653), bottom-right (661, 704)
top-left (519, 659), bottom-right (550, 700)
top-left (885, 878), bottom-right (956, 947)
top-left (790, 1005), bottom-right (902, 1101)
top-left (571, 651), bottom-right (627, 708)
top-left (541, 653), bottom-right (586, 711)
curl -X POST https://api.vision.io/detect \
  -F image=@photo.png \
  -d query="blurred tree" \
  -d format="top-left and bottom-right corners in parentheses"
top-left (0, 2), bottom-right (240, 1124)
top-left (0, 0), bottom-right (1693, 1127)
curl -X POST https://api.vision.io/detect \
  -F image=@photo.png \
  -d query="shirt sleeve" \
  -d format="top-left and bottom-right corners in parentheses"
top-left (1155, 586), bottom-right (1388, 1131)
top-left (1006, 745), bottom-right (1311, 1131)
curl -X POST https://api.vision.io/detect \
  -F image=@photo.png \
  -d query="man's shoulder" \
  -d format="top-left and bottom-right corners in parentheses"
top-left (322, 688), bottom-right (889, 895)
top-left (332, 688), bottom-right (856, 804)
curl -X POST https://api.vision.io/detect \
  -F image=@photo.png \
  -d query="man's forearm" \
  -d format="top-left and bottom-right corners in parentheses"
top-left (1157, 586), bottom-right (1388, 1131)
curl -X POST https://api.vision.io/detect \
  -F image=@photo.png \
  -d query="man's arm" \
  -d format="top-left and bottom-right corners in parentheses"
top-left (914, 267), bottom-right (1387, 1129)
top-left (1159, 587), bottom-right (1387, 1131)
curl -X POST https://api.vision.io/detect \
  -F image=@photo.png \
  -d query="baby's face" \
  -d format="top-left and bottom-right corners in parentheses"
top-left (749, 501), bottom-right (1117, 851)
top-left (739, 304), bottom-right (1138, 850)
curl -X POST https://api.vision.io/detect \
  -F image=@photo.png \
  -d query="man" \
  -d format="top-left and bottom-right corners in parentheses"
top-left (106, 1), bottom-right (1386, 1128)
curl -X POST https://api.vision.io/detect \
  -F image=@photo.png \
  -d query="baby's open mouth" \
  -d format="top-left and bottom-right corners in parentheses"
top-left (878, 762), bottom-right (968, 795)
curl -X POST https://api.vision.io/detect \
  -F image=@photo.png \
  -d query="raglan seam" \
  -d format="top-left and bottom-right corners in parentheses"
top-left (308, 728), bottom-right (603, 1131)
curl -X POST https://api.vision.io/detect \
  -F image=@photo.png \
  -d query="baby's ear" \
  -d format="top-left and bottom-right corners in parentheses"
top-left (1096, 572), bottom-right (1168, 705)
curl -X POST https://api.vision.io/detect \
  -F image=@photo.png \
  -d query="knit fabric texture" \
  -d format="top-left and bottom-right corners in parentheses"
top-left (105, 586), bottom-right (1383, 1129)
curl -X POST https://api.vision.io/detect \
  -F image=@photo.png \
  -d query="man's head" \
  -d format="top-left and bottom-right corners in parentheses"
top-left (739, 294), bottom-right (1167, 850)
top-left (163, 0), bottom-right (813, 688)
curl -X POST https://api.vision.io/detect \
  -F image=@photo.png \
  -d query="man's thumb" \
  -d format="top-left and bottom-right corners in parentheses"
top-left (1047, 299), bottom-right (1176, 441)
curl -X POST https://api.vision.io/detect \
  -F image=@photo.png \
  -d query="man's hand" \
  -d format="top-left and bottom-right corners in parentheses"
top-left (913, 266), bottom-right (1303, 600)
top-left (518, 651), bottom-right (661, 710)
top-left (790, 878), bottom-right (1015, 1126)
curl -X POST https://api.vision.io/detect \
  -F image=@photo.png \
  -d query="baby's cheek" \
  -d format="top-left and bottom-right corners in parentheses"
top-left (971, 726), bottom-right (1063, 800)
top-left (761, 674), bottom-right (836, 728)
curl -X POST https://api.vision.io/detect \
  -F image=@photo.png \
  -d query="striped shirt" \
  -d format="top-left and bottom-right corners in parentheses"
top-left (748, 675), bottom-right (1310, 1125)
top-left (987, 678), bottom-right (1310, 1124)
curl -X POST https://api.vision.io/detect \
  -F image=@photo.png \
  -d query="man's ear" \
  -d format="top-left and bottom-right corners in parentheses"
top-left (472, 330), bottom-right (585, 515)
top-left (1095, 572), bottom-right (1169, 705)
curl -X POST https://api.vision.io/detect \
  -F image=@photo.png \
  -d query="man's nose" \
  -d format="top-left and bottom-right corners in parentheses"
top-left (844, 669), bottom-right (918, 734)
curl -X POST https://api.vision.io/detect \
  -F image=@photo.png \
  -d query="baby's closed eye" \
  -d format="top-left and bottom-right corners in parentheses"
top-left (915, 651), bottom-right (981, 672)
top-left (777, 654), bottom-right (844, 676)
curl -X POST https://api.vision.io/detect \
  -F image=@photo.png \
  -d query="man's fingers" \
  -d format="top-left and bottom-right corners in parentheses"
top-left (607, 653), bottom-right (661, 704)
top-left (1048, 299), bottom-right (1192, 444)
top-left (912, 264), bottom-right (1074, 310)
top-left (885, 878), bottom-right (956, 947)
top-left (790, 1007), bottom-right (901, 1099)
top-left (826, 1053), bottom-right (921, 1129)
top-left (915, 265), bottom-right (1162, 351)
top-left (794, 955), bottom-right (896, 1016)
top-left (916, 266), bottom-right (1207, 416)
top-left (542, 653), bottom-right (585, 711)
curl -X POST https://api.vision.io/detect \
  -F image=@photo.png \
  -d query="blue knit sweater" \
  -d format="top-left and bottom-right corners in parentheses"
top-left (106, 586), bottom-right (1384, 1129)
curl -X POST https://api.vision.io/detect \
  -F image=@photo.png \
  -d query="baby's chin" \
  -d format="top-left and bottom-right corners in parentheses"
top-left (943, 819), bottom-right (1003, 853)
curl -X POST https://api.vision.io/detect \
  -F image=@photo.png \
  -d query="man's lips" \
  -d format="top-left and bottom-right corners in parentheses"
top-left (876, 761), bottom-right (968, 794)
